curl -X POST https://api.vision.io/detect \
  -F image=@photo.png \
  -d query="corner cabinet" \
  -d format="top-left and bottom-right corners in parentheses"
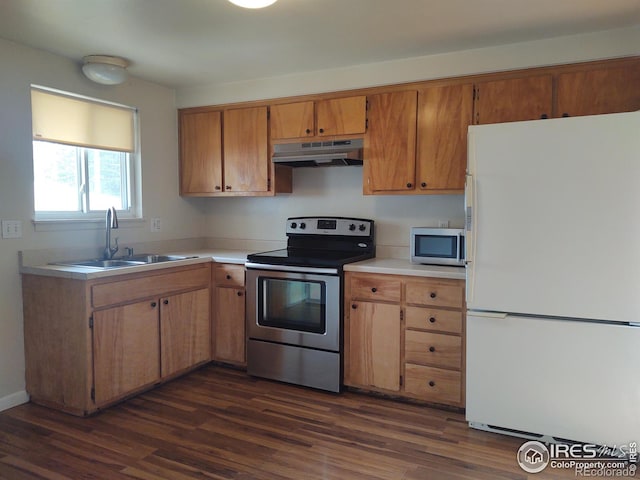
top-left (344, 271), bottom-right (466, 408)
top-left (212, 263), bottom-right (246, 366)
top-left (270, 96), bottom-right (367, 140)
top-left (179, 107), bottom-right (291, 196)
top-left (22, 263), bottom-right (211, 416)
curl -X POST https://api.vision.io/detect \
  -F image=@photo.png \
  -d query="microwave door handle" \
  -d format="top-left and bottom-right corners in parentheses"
top-left (457, 232), bottom-right (464, 262)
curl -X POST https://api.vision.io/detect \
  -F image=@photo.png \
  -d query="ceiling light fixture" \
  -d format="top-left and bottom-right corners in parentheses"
top-left (227, 0), bottom-right (278, 8)
top-left (82, 55), bottom-right (129, 85)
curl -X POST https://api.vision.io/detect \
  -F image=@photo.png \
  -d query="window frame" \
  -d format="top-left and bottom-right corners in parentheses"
top-left (30, 85), bottom-right (142, 224)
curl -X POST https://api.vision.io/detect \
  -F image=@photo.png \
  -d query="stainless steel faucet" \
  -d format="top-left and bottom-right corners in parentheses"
top-left (103, 207), bottom-right (119, 260)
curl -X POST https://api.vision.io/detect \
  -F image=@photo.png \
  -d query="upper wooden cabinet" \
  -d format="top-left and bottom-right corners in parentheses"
top-left (223, 106), bottom-right (269, 193)
top-left (364, 91), bottom-right (417, 194)
top-left (179, 111), bottom-right (222, 194)
top-left (270, 96), bottom-right (367, 139)
top-left (556, 63), bottom-right (640, 118)
top-left (364, 86), bottom-right (472, 195)
top-left (179, 106), bottom-right (288, 196)
top-left (473, 75), bottom-right (553, 124)
top-left (417, 84), bottom-right (473, 192)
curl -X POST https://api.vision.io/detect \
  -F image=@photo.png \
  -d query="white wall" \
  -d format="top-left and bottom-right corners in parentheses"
top-left (176, 26), bottom-right (640, 107)
top-left (0, 38), bottom-right (201, 410)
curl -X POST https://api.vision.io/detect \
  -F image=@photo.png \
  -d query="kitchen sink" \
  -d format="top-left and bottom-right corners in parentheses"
top-left (52, 254), bottom-right (197, 269)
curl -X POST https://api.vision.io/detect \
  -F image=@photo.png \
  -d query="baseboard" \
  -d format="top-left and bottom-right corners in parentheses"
top-left (0, 390), bottom-right (29, 412)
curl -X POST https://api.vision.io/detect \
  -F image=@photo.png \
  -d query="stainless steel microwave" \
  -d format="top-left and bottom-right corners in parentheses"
top-left (410, 227), bottom-right (465, 266)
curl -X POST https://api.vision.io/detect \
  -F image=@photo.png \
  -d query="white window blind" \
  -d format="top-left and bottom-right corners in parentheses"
top-left (31, 88), bottom-right (135, 152)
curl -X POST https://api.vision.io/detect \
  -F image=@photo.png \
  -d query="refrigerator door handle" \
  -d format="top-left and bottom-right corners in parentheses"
top-left (465, 172), bottom-right (477, 304)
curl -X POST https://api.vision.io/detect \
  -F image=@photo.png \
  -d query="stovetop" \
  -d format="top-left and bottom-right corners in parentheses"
top-left (246, 216), bottom-right (375, 270)
top-left (246, 247), bottom-right (374, 269)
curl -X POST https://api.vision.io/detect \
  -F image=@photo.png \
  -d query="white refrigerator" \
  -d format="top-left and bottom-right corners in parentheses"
top-left (465, 111), bottom-right (640, 446)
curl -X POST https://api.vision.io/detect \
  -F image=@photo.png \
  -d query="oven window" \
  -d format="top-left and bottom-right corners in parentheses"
top-left (258, 278), bottom-right (326, 334)
top-left (415, 235), bottom-right (457, 258)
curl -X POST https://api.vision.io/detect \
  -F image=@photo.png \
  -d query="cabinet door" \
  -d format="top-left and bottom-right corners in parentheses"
top-left (347, 301), bottom-right (401, 391)
top-left (179, 111), bottom-right (223, 195)
top-left (214, 286), bottom-right (246, 365)
top-left (270, 101), bottom-right (314, 139)
top-left (556, 63), bottom-right (640, 117)
top-left (223, 106), bottom-right (269, 193)
top-left (160, 288), bottom-right (211, 378)
top-left (364, 91), bottom-right (417, 193)
top-left (474, 75), bottom-right (552, 124)
top-left (316, 96), bottom-right (367, 136)
top-left (93, 301), bottom-right (160, 406)
top-left (417, 84), bottom-right (473, 191)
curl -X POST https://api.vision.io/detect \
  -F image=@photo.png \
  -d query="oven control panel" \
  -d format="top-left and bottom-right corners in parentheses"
top-left (286, 217), bottom-right (373, 237)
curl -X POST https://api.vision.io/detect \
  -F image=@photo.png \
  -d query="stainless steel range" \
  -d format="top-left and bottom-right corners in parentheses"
top-left (245, 216), bottom-right (375, 392)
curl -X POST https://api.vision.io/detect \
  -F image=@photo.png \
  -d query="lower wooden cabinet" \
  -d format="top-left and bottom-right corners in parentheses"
top-left (22, 263), bottom-right (212, 415)
top-left (344, 271), bottom-right (465, 408)
top-left (212, 263), bottom-right (246, 366)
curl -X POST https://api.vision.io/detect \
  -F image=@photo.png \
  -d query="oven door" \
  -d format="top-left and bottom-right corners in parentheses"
top-left (246, 266), bottom-right (341, 352)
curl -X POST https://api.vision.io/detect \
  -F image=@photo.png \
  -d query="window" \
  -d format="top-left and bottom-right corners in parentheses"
top-left (31, 87), bottom-right (139, 221)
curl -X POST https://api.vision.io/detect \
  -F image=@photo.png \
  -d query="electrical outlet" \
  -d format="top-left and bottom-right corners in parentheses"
top-left (1, 220), bottom-right (23, 239)
top-left (438, 220), bottom-right (449, 228)
top-left (150, 217), bottom-right (161, 232)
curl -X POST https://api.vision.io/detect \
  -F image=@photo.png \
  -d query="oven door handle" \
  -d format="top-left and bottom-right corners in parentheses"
top-left (244, 262), bottom-right (339, 275)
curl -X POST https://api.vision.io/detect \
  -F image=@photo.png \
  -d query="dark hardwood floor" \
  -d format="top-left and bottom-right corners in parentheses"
top-left (0, 366), bottom-right (579, 479)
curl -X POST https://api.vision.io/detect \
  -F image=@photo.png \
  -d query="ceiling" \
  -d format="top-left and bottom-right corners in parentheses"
top-left (1, 0), bottom-right (639, 89)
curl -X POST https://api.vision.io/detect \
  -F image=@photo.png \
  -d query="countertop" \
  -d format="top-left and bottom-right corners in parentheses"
top-left (344, 258), bottom-right (466, 280)
top-left (20, 249), bottom-right (249, 280)
top-left (21, 249), bottom-right (465, 281)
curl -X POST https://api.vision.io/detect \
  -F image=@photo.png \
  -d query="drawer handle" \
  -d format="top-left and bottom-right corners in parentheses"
top-left (226, 274), bottom-right (231, 280)
top-left (371, 287), bottom-right (377, 293)
top-left (429, 346), bottom-right (435, 353)
top-left (429, 317), bottom-right (436, 323)
top-left (150, 301), bottom-right (157, 308)
top-left (430, 292), bottom-right (437, 299)
top-left (428, 381), bottom-right (436, 387)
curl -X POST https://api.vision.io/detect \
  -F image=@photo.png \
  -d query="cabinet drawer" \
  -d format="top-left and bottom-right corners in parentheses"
top-left (405, 330), bottom-right (461, 369)
top-left (405, 280), bottom-right (463, 308)
top-left (214, 264), bottom-right (245, 287)
top-left (405, 307), bottom-right (462, 334)
top-left (404, 364), bottom-right (462, 405)
top-left (350, 275), bottom-right (401, 303)
top-left (92, 265), bottom-right (210, 308)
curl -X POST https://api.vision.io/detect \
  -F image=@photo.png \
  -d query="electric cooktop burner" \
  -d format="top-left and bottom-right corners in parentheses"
top-left (246, 216), bottom-right (375, 270)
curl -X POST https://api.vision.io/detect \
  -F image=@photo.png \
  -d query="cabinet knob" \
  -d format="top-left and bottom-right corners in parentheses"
top-left (430, 292), bottom-right (437, 299)
top-left (319, 128), bottom-right (325, 134)
top-left (226, 274), bottom-right (231, 280)
top-left (237, 291), bottom-right (243, 297)
top-left (562, 113), bottom-right (570, 118)
top-left (163, 299), bottom-right (169, 305)
top-left (428, 381), bottom-right (436, 387)
top-left (215, 185), bottom-right (221, 190)
top-left (406, 182), bottom-right (412, 188)
top-left (429, 317), bottom-right (436, 323)
top-left (352, 304), bottom-right (357, 309)
top-left (305, 128), bottom-right (311, 134)
top-left (429, 346), bottom-right (435, 353)
top-left (150, 301), bottom-right (157, 308)
top-left (371, 287), bottom-right (377, 293)
top-left (420, 182), bottom-right (427, 188)
top-left (540, 113), bottom-right (548, 119)
top-left (225, 185), bottom-right (232, 190)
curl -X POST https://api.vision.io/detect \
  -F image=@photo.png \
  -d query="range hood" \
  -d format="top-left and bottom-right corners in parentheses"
top-left (272, 139), bottom-right (363, 167)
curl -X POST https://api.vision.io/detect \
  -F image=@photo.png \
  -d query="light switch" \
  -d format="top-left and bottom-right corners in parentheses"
top-left (1, 220), bottom-right (22, 239)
